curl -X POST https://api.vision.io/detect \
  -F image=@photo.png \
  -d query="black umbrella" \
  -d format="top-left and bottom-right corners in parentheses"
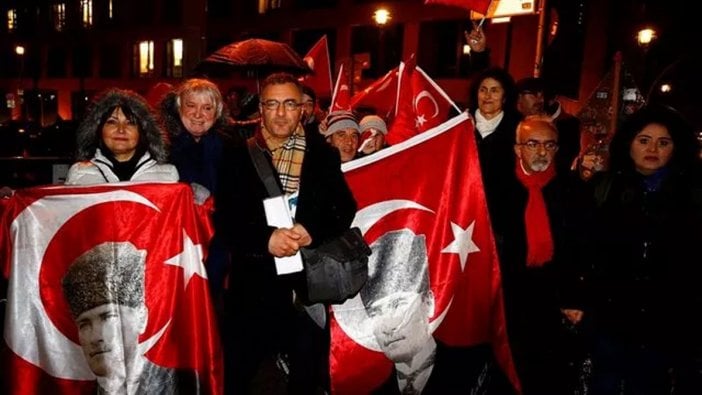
top-left (195, 38), bottom-right (312, 78)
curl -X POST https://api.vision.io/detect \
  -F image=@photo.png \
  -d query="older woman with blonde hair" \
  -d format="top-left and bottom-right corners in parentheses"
top-left (159, 78), bottom-right (236, 300)
top-left (65, 88), bottom-right (178, 185)
top-left (159, 78), bottom-right (235, 196)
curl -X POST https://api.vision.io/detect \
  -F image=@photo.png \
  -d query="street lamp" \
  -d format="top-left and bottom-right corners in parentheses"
top-left (636, 27), bottom-right (657, 49)
top-left (373, 9), bottom-right (391, 26)
top-left (634, 26), bottom-right (658, 99)
top-left (373, 8), bottom-right (391, 77)
top-left (15, 45), bottom-right (26, 120)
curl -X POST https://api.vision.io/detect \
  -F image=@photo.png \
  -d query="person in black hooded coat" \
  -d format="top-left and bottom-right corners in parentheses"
top-left (587, 105), bottom-right (702, 394)
top-left (159, 78), bottom-right (240, 300)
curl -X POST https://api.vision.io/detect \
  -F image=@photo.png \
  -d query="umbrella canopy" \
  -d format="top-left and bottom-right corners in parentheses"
top-left (195, 38), bottom-right (312, 77)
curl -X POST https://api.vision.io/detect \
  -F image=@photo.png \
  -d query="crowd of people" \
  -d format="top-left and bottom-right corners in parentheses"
top-left (1, 21), bottom-right (702, 395)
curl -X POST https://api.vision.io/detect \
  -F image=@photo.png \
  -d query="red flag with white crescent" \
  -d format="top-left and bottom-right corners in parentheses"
top-left (386, 59), bottom-right (460, 145)
top-left (301, 35), bottom-right (333, 99)
top-left (385, 59), bottom-right (418, 145)
top-left (413, 66), bottom-right (461, 132)
top-left (329, 63), bottom-right (352, 112)
top-left (350, 66), bottom-right (400, 119)
top-left (331, 113), bottom-right (520, 394)
top-left (1, 183), bottom-right (222, 394)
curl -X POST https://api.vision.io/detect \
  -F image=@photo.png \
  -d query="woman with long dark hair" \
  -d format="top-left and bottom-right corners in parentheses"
top-left (588, 104), bottom-right (702, 394)
top-left (65, 88), bottom-right (177, 184)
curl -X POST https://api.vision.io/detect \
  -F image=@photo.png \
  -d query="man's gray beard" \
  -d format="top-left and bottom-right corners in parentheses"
top-left (530, 160), bottom-right (550, 172)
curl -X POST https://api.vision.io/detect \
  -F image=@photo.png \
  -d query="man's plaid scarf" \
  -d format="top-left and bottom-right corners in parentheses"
top-left (261, 123), bottom-right (306, 194)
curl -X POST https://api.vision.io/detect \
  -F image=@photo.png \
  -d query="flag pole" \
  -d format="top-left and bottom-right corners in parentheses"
top-left (533, 0), bottom-right (548, 77)
top-left (609, 51), bottom-right (623, 137)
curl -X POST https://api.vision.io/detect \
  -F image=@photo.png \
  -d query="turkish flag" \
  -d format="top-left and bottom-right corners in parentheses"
top-left (386, 59), bottom-right (461, 145)
top-left (385, 59), bottom-right (418, 145)
top-left (350, 66), bottom-right (400, 119)
top-left (413, 66), bottom-right (461, 132)
top-left (301, 35), bottom-right (333, 99)
top-left (1, 183), bottom-right (222, 394)
top-left (424, 0), bottom-right (492, 14)
top-left (329, 63), bottom-right (352, 112)
top-left (331, 113), bottom-right (520, 394)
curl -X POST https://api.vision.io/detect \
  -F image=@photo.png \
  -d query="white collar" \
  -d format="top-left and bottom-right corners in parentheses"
top-left (475, 109), bottom-right (505, 138)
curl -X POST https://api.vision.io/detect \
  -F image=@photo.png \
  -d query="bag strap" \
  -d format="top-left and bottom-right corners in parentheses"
top-left (246, 137), bottom-right (283, 197)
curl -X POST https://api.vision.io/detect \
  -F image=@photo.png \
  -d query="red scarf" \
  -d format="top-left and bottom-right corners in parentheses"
top-left (515, 162), bottom-right (556, 267)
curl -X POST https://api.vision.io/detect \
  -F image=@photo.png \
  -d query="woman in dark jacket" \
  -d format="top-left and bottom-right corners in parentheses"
top-left (468, 67), bottom-right (521, 231)
top-left (159, 78), bottom-right (237, 196)
top-left (467, 67), bottom-right (522, 278)
top-left (159, 78), bottom-right (239, 298)
top-left (588, 105), bottom-right (702, 394)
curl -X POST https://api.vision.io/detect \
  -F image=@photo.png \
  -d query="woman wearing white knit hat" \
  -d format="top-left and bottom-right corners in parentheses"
top-left (358, 114), bottom-right (388, 156)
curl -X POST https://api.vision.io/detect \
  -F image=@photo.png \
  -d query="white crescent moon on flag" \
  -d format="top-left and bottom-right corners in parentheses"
top-left (334, 199), bottom-right (439, 352)
top-left (5, 190), bottom-right (167, 380)
top-left (414, 90), bottom-right (440, 118)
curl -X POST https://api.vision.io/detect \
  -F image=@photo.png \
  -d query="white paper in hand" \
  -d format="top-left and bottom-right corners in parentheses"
top-left (263, 196), bottom-right (304, 274)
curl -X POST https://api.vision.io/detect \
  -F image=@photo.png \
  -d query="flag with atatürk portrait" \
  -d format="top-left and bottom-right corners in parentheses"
top-left (0, 183), bottom-right (222, 394)
top-left (331, 113), bottom-right (520, 394)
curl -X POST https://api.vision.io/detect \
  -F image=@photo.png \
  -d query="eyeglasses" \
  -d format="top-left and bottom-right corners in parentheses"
top-left (517, 140), bottom-right (559, 151)
top-left (260, 99), bottom-right (302, 111)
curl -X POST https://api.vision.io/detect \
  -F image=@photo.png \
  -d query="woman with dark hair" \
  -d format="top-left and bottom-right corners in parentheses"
top-left (65, 89), bottom-right (178, 184)
top-left (468, 67), bottom-right (521, 223)
top-left (467, 67), bottom-right (521, 282)
top-left (588, 105), bottom-right (702, 394)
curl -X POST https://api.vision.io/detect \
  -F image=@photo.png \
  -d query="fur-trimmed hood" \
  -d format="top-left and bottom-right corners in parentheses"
top-left (75, 89), bottom-right (170, 162)
top-left (158, 91), bottom-right (230, 138)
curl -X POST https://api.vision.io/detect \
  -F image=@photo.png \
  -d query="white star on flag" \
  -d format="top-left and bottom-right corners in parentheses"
top-left (165, 230), bottom-right (208, 289)
top-left (415, 114), bottom-right (427, 128)
top-left (441, 221), bottom-right (480, 271)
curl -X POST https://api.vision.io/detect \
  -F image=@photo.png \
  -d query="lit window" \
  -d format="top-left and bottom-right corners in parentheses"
top-left (136, 40), bottom-right (154, 76)
top-left (172, 39), bottom-right (183, 67)
top-left (81, 0), bottom-right (93, 27)
top-left (166, 38), bottom-right (184, 78)
top-left (109, 0), bottom-right (113, 19)
top-left (258, 0), bottom-right (281, 14)
top-left (7, 9), bottom-right (17, 31)
top-left (53, 3), bottom-right (66, 31)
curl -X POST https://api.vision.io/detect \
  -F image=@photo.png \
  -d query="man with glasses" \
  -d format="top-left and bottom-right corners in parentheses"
top-left (495, 115), bottom-right (593, 394)
top-left (214, 72), bottom-right (357, 395)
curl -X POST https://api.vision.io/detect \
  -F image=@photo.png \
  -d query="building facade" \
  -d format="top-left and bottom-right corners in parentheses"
top-left (1, 0), bottom-right (610, 124)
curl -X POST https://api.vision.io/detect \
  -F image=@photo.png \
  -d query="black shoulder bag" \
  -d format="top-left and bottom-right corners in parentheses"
top-left (246, 138), bottom-right (371, 305)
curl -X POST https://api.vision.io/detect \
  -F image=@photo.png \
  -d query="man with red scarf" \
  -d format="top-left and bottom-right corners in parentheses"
top-left (495, 115), bottom-right (593, 394)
